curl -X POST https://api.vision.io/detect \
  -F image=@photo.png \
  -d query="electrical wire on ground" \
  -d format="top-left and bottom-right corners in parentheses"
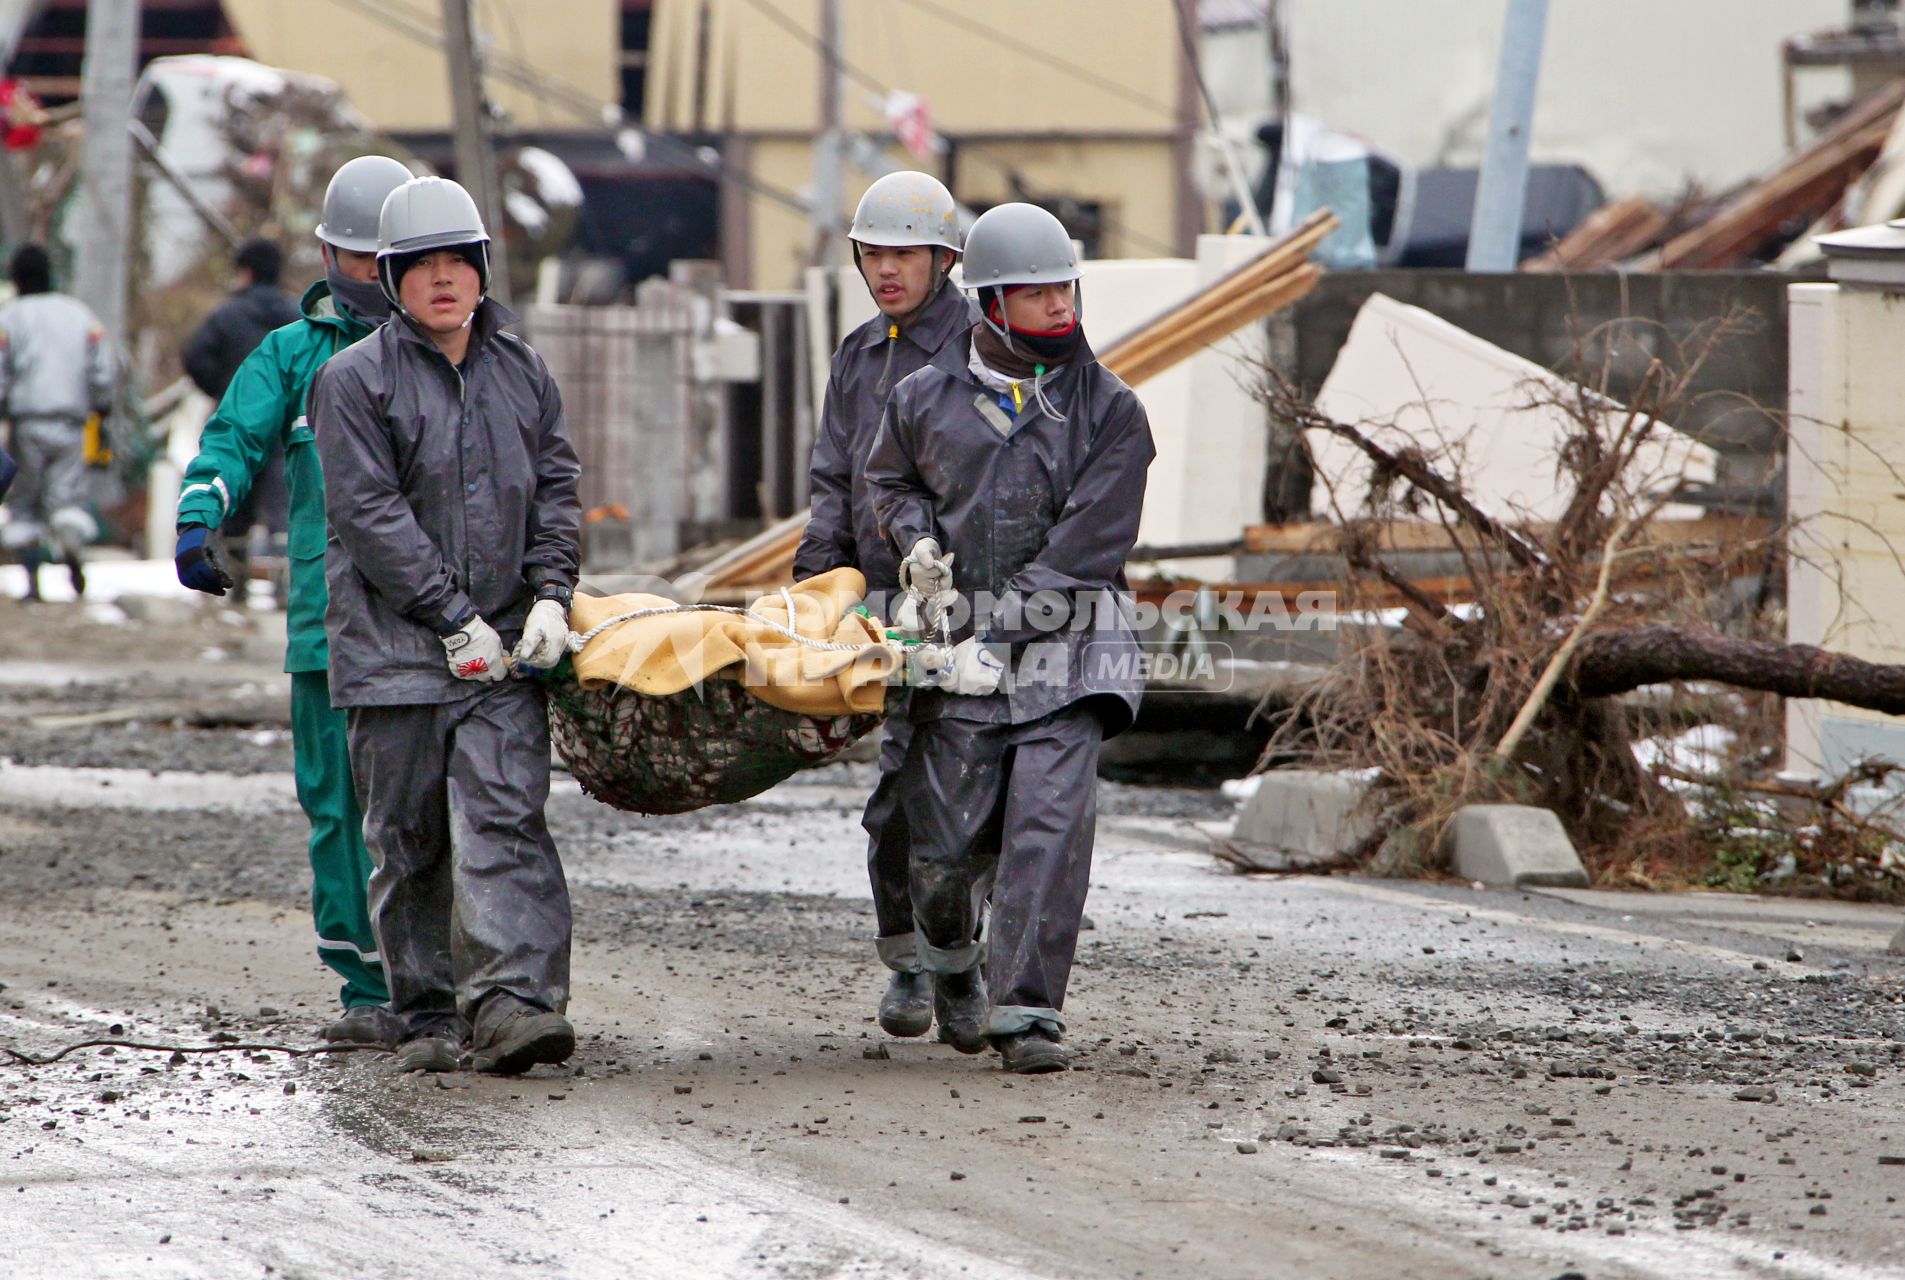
top-left (2, 1038), bottom-right (387, 1068)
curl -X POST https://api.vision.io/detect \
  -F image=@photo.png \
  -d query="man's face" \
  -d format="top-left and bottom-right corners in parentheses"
top-left (396, 250), bottom-right (481, 334)
top-left (1001, 281), bottom-right (1075, 332)
top-left (858, 244), bottom-right (944, 319)
top-left (324, 244), bottom-right (380, 283)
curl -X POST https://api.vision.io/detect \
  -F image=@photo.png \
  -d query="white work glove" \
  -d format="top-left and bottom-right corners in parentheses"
top-left (899, 536), bottom-right (955, 601)
top-left (441, 615), bottom-right (509, 682)
top-left (893, 592), bottom-right (928, 642)
top-left (893, 590), bottom-right (958, 642)
top-left (512, 598), bottom-right (570, 672)
top-left (937, 637), bottom-right (1006, 697)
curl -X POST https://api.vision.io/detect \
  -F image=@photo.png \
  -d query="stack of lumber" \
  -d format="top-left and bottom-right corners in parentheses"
top-left (1651, 75), bottom-right (1905, 269)
top-left (695, 212), bottom-right (1341, 591)
top-left (1520, 195), bottom-right (1670, 272)
top-left (1535, 77), bottom-right (1905, 272)
top-left (1123, 515), bottom-right (1773, 614)
top-left (1239, 514), bottom-right (1771, 557)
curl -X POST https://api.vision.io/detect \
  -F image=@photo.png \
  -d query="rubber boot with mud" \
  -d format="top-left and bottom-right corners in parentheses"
top-left (469, 999), bottom-right (575, 1075)
top-left (323, 1003), bottom-right (399, 1049)
top-left (395, 1033), bottom-right (463, 1073)
top-left (933, 968), bottom-right (988, 1054)
top-left (878, 970), bottom-right (933, 1037)
top-left (994, 1027), bottom-right (1071, 1074)
top-left (17, 547), bottom-right (42, 603)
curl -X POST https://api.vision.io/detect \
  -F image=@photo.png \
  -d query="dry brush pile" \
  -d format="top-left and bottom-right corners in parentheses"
top-left (1255, 314), bottom-right (1905, 902)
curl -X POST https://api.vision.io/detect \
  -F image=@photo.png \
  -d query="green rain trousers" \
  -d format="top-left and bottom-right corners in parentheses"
top-left (291, 669), bottom-right (384, 1005)
top-left (177, 282), bottom-right (386, 1007)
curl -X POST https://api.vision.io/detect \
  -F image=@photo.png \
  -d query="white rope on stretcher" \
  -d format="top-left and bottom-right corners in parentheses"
top-left (563, 592), bottom-right (881, 656)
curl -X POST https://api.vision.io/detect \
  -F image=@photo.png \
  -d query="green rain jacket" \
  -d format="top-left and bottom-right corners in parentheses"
top-left (175, 281), bottom-right (374, 673)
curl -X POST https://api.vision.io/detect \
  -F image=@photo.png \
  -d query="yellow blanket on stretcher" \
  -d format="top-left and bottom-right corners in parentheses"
top-left (567, 567), bottom-right (896, 717)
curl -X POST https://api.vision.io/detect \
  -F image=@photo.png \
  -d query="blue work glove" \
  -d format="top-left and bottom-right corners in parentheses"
top-left (174, 525), bottom-right (235, 596)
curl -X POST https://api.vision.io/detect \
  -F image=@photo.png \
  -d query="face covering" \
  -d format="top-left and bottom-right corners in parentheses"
top-left (326, 266), bottom-right (391, 326)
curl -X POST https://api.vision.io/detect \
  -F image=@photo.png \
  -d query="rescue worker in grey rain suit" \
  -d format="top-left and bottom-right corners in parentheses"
top-left (791, 171), bottom-right (978, 1040)
top-left (0, 244), bottom-right (115, 602)
top-left (866, 202), bottom-right (1154, 1073)
top-left (311, 176), bottom-right (583, 1075)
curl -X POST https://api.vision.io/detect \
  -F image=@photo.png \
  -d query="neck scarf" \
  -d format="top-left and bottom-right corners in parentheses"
top-left (326, 268), bottom-right (390, 326)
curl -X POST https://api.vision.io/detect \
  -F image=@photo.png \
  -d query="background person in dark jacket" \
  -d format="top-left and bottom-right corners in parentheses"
top-left (866, 203), bottom-right (1154, 1075)
top-left (792, 171), bottom-right (975, 1042)
top-left (311, 177), bottom-right (582, 1077)
top-left (182, 237), bottom-right (301, 603)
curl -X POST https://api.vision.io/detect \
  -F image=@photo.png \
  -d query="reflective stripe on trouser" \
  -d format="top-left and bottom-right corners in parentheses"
top-left (289, 669), bottom-right (387, 1008)
top-left (902, 705), bottom-right (1101, 1028)
top-left (346, 681), bottom-right (571, 1041)
top-left (1, 417), bottom-right (94, 553)
top-left (865, 715), bottom-right (917, 970)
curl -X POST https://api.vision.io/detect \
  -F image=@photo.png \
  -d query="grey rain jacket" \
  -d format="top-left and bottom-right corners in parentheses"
top-left (311, 298), bottom-right (582, 707)
top-left (865, 326), bottom-right (1154, 736)
top-left (0, 292), bottom-right (114, 421)
top-left (792, 281), bottom-right (976, 595)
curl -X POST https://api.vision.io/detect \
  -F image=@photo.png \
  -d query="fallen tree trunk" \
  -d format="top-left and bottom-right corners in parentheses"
top-left (1571, 623), bottom-right (1905, 714)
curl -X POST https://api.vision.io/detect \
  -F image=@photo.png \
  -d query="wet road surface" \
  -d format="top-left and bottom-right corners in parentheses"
top-left (2, 605), bottom-right (1905, 1278)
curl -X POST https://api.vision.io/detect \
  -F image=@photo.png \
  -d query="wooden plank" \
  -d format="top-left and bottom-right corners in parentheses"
top-left (1099, 214), bottom-right (1336, 373)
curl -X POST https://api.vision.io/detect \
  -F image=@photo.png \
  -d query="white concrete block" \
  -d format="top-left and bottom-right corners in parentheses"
top-left (1230, 770), bottom-right (1376, 858)
top-left (1446, 804), bottom-right (1589, 889)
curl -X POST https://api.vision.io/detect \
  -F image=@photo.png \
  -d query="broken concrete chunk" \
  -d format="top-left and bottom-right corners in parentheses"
top-left (1445, 805), bottom-right (1589, 888)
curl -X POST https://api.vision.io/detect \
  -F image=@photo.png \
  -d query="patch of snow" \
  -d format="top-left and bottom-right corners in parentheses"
top-left (0, 557), bottom-right (203, 605)
top-left (1631, 723), bottom-right (1736, 778)
top-left (1219, 775), bottom-right (1262, 804)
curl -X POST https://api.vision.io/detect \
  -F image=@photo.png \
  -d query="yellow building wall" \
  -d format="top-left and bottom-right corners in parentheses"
top-left (221, 0), bottom-right (618, 132)
top-left (649, 0), bottom-right (1186, 137)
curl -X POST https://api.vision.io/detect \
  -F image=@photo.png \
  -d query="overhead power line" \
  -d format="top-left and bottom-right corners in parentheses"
top-left (322, 0), bottom-right (819, 217)
top-left (740, 0), bottom-right (1181, 257)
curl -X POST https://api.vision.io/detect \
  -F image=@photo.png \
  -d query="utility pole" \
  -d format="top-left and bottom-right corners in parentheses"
top-left (73, 0), bottom-right (140, 348)
top-left (442, 0), bottom-right (511, 303)
top-left (808, 0), bottom-right (846, 268)
top-left (1466, 0), bottom-right (1550, 271)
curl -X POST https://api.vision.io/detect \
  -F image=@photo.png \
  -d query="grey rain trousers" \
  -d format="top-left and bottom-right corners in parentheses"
top-left (865, 713), bottom-right (920, 973)
top-left (2, 416), bottom-right (94, 555)
top-left (346, 680), bottom-right (571, 1042)
top-left (903, 704), bottom-right (1103, 1039)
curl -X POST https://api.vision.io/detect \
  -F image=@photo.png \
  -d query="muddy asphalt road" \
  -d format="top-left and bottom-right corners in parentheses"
top-left (2, 592), bottom-right (1905, 1279)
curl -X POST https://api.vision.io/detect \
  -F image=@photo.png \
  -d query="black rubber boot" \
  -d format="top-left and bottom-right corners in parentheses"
top-left (933, 968), bottom-right (988, 1054)
top-left (469, 1002), bottom-right (575, 1075)
top-left (878, 970), bottom-right (933, 1037)
top-left (994, 1027), bottom-right (1071, 1074)
top-left (64, 553), bottom-right (84, 599)
top-left (18, 547), bottom-right (42, 603)
top-left (323, 1004), bottom-right (400, 1049)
